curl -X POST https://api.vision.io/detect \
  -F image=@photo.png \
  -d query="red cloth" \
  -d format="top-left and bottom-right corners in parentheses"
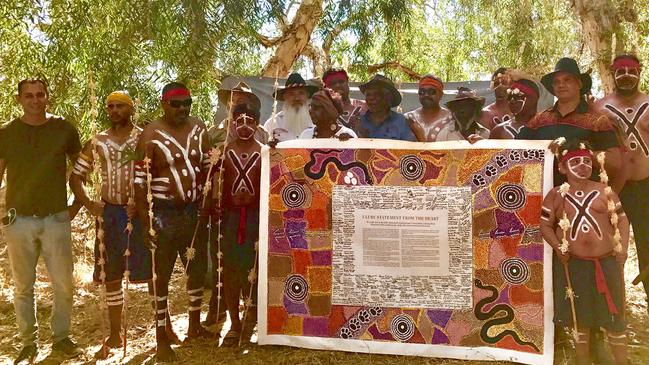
top-left (611, 57), bottom-right (641, 70)
top-left (510, 81), bottom-right (539, 98)
top-left (574, 254), bottom-right (619, 315)
top-left (162, 88), bottom-right (191, 101)
top-left (560, 149), bottom-right (592, 163)
top-left (419, 77), bottom-right (444, 94)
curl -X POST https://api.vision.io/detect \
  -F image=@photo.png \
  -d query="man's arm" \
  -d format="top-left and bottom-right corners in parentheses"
top-left (539, 189), bottom-right (569, 264)
top-left (69, 141), bottom-right (104, 216)
top-left (134, 125), bottom-right (157, 247)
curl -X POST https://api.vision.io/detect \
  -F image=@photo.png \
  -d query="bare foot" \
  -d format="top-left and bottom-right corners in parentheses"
top-left (105, 335), bottom-right (123, 348)
top-left (155, 341), bottom-right (177, 362)
top-left (184, 326), bottom-right (214, 342)
top-left (166, 324), bottom-right (181, 345)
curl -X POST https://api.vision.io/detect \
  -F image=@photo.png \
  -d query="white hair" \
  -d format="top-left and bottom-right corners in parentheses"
top-left (282, 102), bottom-right (313, 137)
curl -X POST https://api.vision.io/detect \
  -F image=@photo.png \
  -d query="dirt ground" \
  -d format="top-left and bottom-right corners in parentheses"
top-left (0, 192), bottom-right (647, 364)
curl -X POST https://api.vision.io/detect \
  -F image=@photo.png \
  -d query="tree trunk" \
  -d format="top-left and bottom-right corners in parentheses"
top-left (571, 0), bottom-right (636, 94)
top-left (261, 0), bottom-right (324, 77)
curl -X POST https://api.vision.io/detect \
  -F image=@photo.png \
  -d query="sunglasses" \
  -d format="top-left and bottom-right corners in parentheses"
top-left (167, 99), bottom-right (192, 108)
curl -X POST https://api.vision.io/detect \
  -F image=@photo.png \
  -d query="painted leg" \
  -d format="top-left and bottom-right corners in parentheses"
top-left (105, 281), bottom-right (124, 348)
top-left (574, 328), bottom-right (591, 365)
top-left (607, 331), bottom-right (629, 365)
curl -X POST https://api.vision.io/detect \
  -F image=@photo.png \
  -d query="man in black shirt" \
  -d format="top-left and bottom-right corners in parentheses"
top-left (0, 79), bottom-right (83, 364)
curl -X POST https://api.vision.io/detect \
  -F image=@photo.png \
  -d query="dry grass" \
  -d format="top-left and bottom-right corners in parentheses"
top-left (0, 191), bottom-right (648, 364)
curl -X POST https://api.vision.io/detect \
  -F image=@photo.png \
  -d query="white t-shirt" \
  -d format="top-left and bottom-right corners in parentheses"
top-left (298, 126), bottom-right (358, 139)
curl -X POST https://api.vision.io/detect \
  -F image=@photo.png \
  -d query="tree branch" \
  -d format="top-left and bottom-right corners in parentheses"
top-left (303, 43), bottom-right (326, 75)
top-left (268, 0), bottom-right (289, 32)
top-left (256, 32), bottom-right (282, 47)
top-left (353, 61), bottom-right (422, 81)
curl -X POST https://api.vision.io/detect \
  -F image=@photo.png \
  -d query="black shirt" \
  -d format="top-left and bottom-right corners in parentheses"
top-left (0, 116), bottom-right (81, 216)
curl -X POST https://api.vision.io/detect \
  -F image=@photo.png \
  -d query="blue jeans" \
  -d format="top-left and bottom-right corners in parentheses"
top-left (3, 210), bottom-right (74, 346)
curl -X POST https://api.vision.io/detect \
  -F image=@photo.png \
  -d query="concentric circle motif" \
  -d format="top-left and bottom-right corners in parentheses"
top-left (284, 275), bottom-right (309, 302)
top-left (500, 258), bottom-right (530, 285)
top-left (399, 155), bottom-right (425, 181)
top-left (390, 314), bottom-right (416, 342)
top-left (281, 183), bottom-right (307, 208)
top-left (496, 184), bottom-right (526, 211)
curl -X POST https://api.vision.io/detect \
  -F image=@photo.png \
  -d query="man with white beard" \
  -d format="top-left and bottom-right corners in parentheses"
top-left (264, 73), bottom-right (318, 142)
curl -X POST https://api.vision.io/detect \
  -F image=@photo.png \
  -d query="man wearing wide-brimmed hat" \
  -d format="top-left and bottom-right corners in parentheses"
top-left (209, 82), bottom-right (268, 146)
top-left (435, 87), bottom-right (490, 142)
top-left (357, 74), bottom-right (416, 141)
top-left (518, 57), bottom-right (625, 365)
top-left (518, 57), bottom-right (622, 188)
top-left (596, 54), bottom-right (649, 309)
top-left (263, 73), bottom-right (319, 142)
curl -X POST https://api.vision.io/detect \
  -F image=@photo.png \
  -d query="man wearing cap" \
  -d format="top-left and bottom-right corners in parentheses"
top-left (322, 68), bottom-right (367, 132)
top-left (134, 82), bottom-right (213, 361)
top-left (517, 57), bottom-right (623, 188)
top-left (596, 54), bottom-right (649, 305)
top-left (435, 87), bottom-right (490, 142)
top-left (70, 91), bottom-right (155, 357)
top-left (357, 74), bottom-right (416, 141)
top-left (405, 74), bottom-right (451, 142)
top-left (491, 79), bottom-right (540, 139)
top-left (209, 82), bottom-right (268, 146)
top-left (264, 73), bottom-right (318, 142)
top-left (480, 67), bottom-right (513, 130)
top-left (0, 79), bottom-right (83, 363)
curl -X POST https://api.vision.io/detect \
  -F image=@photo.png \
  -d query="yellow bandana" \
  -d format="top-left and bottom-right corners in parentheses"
top-left (106, 91), bottom-right (134, 107)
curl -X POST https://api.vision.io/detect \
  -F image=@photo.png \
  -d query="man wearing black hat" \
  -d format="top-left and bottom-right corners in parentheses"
top-left (518, 57), bottom-right (624, 365)
top-left (263, 73), bottom-right (318, 142)
top-left (517, 57), bottom-right (622, 187)
top-left (596, 54), bottom-right (649, 307)
top-left (491, 79), bottom-right (540, 139)
top-left (209, 82), bottom-right (268, 146)
top-left (436, 87), bottom-right (490, 142)
top-left (357, 74), bottom-right (416, 141)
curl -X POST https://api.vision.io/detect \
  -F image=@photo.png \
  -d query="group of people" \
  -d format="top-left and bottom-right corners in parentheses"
top-left (0, 53), bottom-right (647, 365)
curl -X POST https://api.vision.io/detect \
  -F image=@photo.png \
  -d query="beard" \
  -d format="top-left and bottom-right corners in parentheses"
top-left (283, 103), bottom-right (313, 137)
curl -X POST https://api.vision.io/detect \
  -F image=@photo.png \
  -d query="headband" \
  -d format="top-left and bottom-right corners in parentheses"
top-left (611, 57), bottom-right (641, 70)
top-left (106, 91), bottom-right (134, 107)
top-left (509, 81), bottom-right (539, 98)
top-left (419, 77), bottom-right (444, 93)
top-left (560, 149), bottom-right (592, 163)
top-left (162, 88), bottom-right (191, 101)
top-left (323, 71), bottom-right (348, 85)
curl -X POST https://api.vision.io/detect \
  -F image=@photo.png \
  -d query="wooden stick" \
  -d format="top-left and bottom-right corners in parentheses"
top-left (239, 240), bottom-right (258, 347)
top-left (562, 261), bottom-right (580, 342)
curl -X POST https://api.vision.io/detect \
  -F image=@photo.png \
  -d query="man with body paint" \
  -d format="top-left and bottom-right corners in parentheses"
top-left (405, 74), bottom-right (451, 142)
top-left (215, 104), bottom-right (263, 346)
top-left (322, 68), bottom-right (367, 133)
top-left (70, 91), bottom-right (155, 357)
top-left (134, 82), bottom-right (213, 361)
top-left (490, 79), bottom-right (540, 139)
top-left (540, 140), bottom-right (630, 365)
top-left (480, 67), bottom-right (513, 130)
top-left (595, 54), bottom-right (649, 307)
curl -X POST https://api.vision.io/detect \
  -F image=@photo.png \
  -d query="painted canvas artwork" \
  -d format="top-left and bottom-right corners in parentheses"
top-left (258, 139), bottom-right (554, 365)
